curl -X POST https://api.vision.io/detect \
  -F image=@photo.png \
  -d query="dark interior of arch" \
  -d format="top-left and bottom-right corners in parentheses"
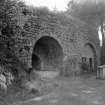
top-left (32, 54), bottom-right (41, 70)
top-left (32, 36), bottom-right (63, 71)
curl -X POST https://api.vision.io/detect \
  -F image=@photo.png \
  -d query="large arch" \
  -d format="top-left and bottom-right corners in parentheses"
top-left (32, 36), bottom-right (63, 71)
top-left (82, 43), bottom-right (97, 73)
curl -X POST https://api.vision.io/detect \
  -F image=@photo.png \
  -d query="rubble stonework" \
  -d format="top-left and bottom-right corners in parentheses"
top-left (14, 11), bottom-right (100, 74)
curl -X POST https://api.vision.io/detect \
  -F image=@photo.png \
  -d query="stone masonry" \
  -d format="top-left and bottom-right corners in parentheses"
top-left (14, 9), bottom-right (100, 74)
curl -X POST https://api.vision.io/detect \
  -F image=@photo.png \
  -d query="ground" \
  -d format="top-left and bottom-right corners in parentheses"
top-left (8, 74), bottom-right (105, 105)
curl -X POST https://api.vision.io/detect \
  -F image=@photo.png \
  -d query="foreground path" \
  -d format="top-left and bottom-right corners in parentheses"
top-left (14, 75), bottom-right (105, 105)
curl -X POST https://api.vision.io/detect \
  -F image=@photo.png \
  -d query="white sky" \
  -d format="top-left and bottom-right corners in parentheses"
top-left (23, 0), bottom-right (70, 11)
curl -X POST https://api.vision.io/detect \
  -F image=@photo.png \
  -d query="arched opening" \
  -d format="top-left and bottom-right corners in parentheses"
top-left (32, 54), bottom-right (42, 70)
top-left (32, 36), bottom-right (63, 71)
top-left (81, 43), bottom-right (97, 73)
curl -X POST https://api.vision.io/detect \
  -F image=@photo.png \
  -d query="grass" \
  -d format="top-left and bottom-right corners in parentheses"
top-left (0, 77), bottom-right (59, 105)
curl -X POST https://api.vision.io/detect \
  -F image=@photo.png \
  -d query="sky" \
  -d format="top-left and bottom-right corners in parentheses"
top-left (23, 0), bottom-right (70, 11)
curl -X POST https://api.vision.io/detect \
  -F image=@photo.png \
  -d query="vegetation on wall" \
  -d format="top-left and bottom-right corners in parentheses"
top-left (0, 0), bottom-right (28, 78)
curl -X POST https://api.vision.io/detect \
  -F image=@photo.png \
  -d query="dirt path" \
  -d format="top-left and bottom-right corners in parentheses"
top-left (13, 76), bottom-right (105, 105)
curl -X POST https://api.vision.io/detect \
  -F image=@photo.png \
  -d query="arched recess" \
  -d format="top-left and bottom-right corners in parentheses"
top-left (82, 43), bottom-right (97, 73)
top-left (32, 54), bottom-right (42, 70)
top-left (32, 36), bottom-right (63, 71)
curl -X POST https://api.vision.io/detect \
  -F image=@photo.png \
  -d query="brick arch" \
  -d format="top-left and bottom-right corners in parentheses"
top-left (32, 36), bottom-right (64, 70)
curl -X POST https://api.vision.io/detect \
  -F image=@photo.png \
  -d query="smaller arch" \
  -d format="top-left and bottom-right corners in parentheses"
top-left (85, 43), bottom-right (96, 53)
top-left (82, 43), bottom-right (97, 73)
top-left (84, 43), bottom-right (96, 58)
top-left (32, 54), bottom-right (42, 70)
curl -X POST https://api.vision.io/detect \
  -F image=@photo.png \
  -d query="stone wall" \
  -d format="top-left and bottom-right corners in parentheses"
top-left (14, 10), bottom-right (100, 74)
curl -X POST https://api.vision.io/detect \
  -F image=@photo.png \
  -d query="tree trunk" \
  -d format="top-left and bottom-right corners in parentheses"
top-left (100, 15), bottom-right (105, 65)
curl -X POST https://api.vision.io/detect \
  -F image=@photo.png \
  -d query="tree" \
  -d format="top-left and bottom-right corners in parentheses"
top-left (67, 0), bottom-right (105, 65)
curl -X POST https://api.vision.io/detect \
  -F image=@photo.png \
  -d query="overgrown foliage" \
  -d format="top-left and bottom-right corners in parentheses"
top-left (0, 0), bottom-right (28, 79)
